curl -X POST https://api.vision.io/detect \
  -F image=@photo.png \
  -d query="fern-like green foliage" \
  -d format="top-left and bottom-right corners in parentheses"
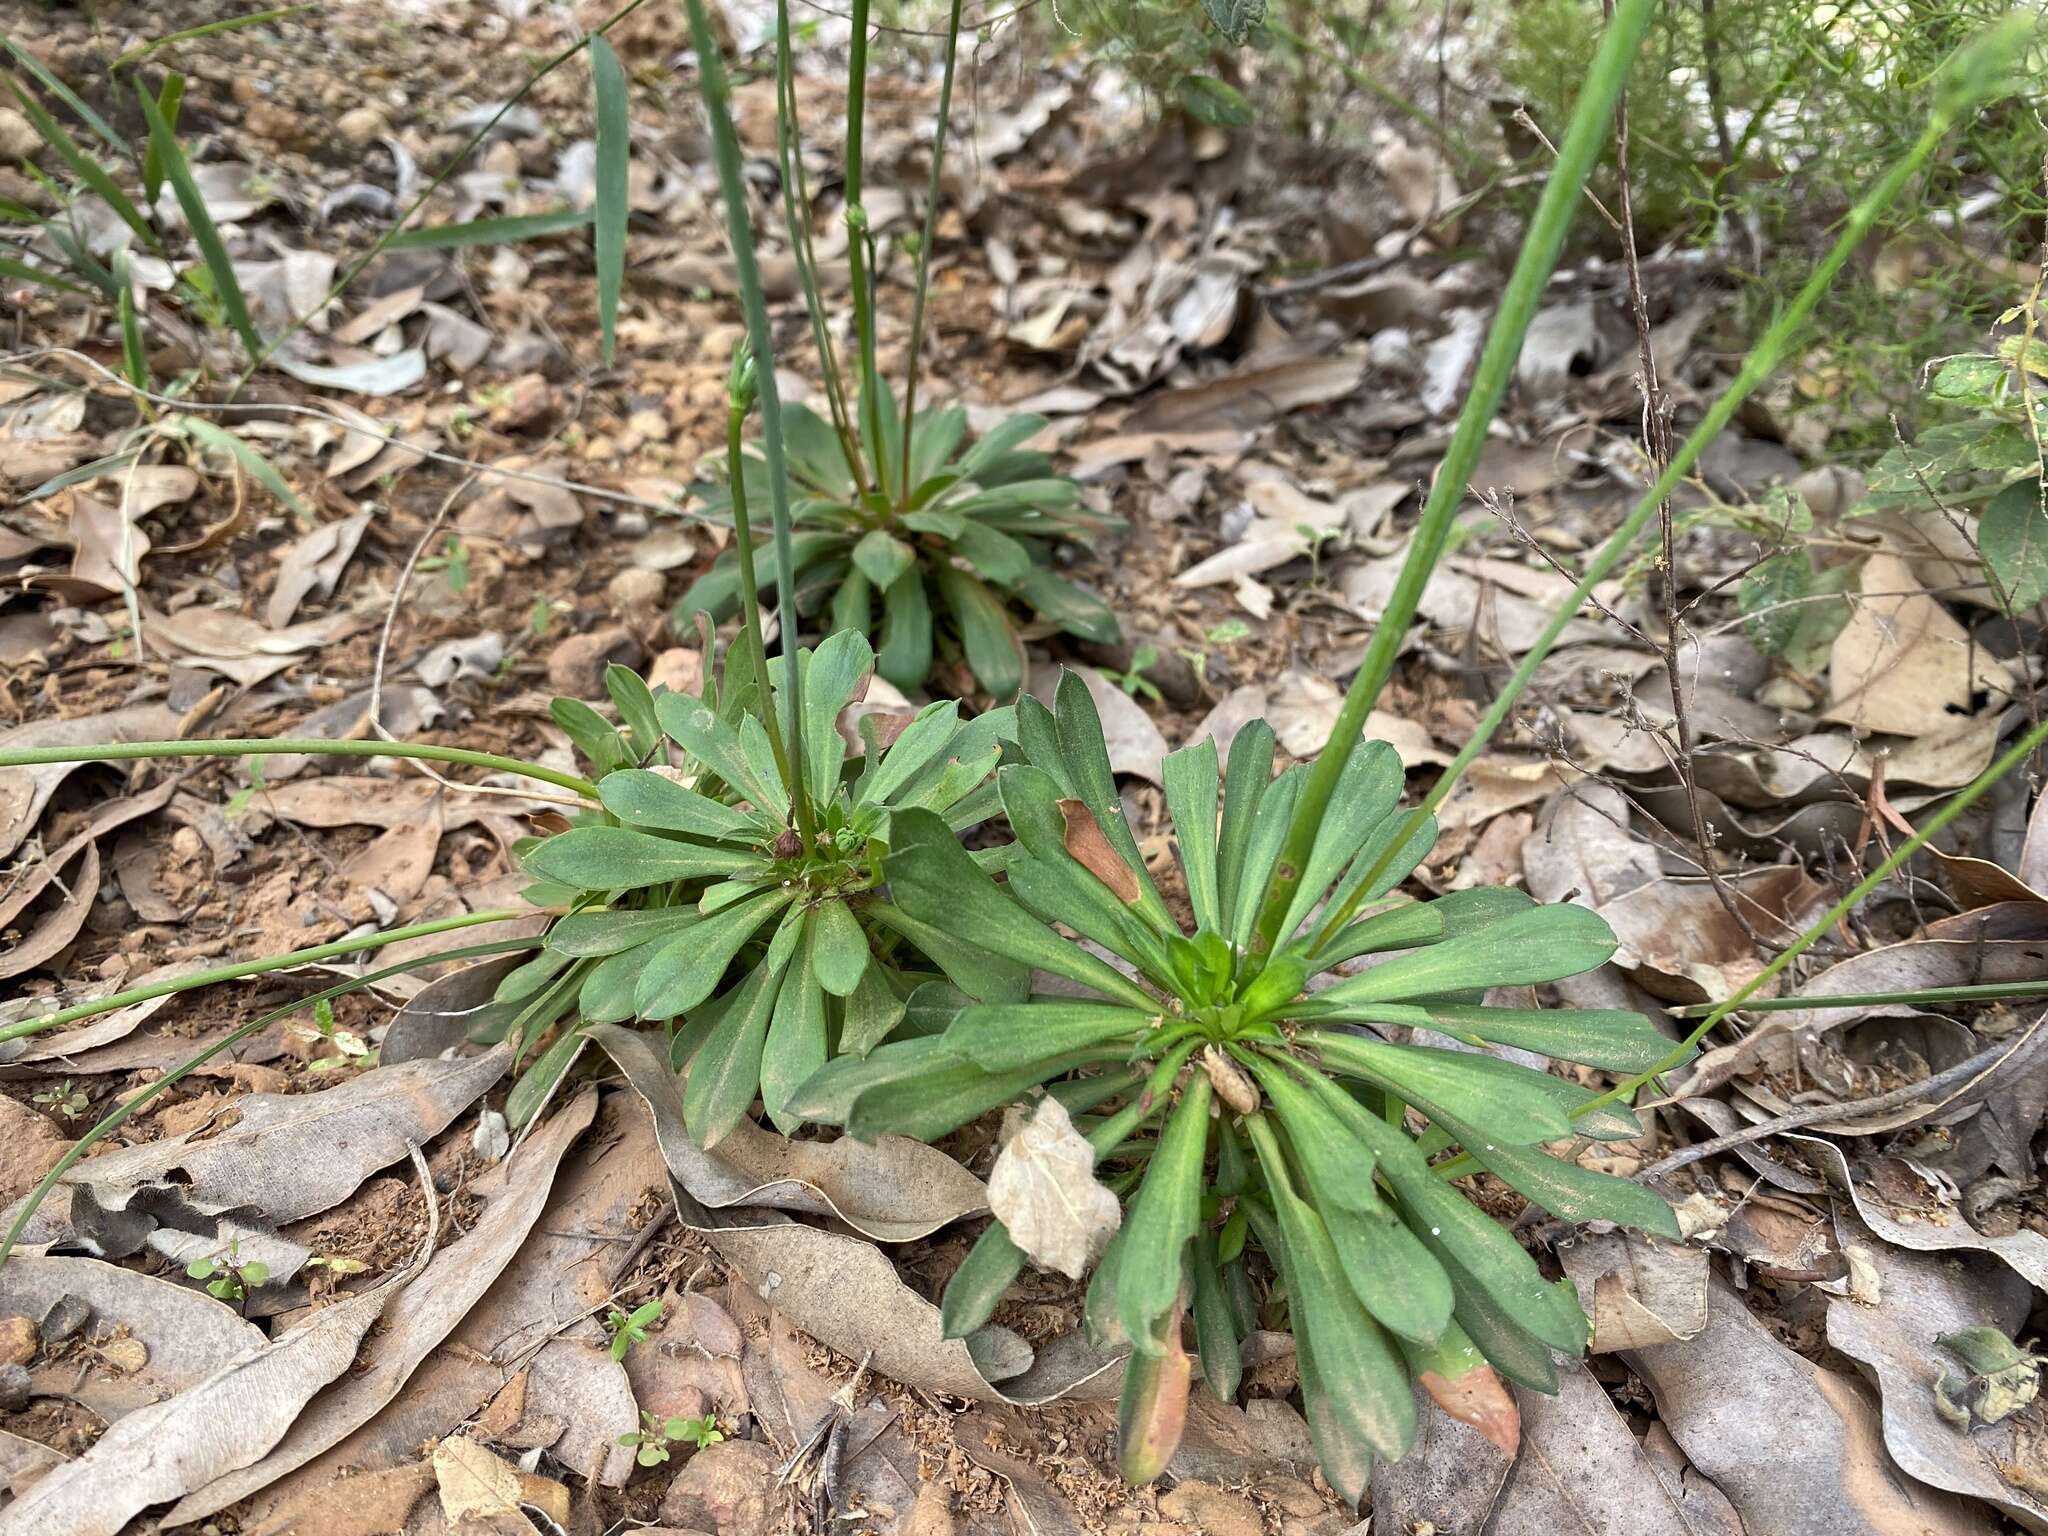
top-left (791, 671), bottom-right (1680, 1493)
top-left (513, 629), bottom-right (1026, 1143)
top-left (673, 386), bottom-right (1121, 699)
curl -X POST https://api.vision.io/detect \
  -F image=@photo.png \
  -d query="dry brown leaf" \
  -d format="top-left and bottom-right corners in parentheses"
top-left (594, 1025), bottom-right (988, 1243)
top-left (7, 1049), bottom-right (508, 1253)
top-left (0, 702), bottom-right (183, 862)
top-left (1, 1255), bottom-right (264, 1423)
top-left (1121, 353), bottom-right (1365, 434)
top-left (1824, 1209), bottom-right (2047, 1534)
top-left (1058, 797), bottom-right (1141, 902)
top-left (1629, 1273), bottom-right (1994, 1536)
top-left (1824, 552), bottom-right (2013, 736)
top-left (267, 512), bottom-right (370, 629)
top-left (165, 1091), bottom-right (598, 1525)
top-left (986, 1096), bottom-right (1121, 1280)
top-left (432, 1439), bottom-right (532, 1532)
top-left (0, 1188), bottom-right (433, 1536)
top-left (1561, 1231), bottom-right (1709, 1352)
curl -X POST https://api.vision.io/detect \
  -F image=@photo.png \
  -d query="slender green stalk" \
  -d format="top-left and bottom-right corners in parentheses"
top-left (727, 380), bottom-right (802, 805)
top-left (1243, 0), bottom-right (1658, 973)
top-left (227, 0), bottom-right (651, 398)
top-left (680, 0), bottom-right (814, 850)
top-left (1677, 980), bottom-right (2048, 1015)
top-left (774, 0), bottom-right (865, 484)
top-left (1587, 713), bottom-right (2048, 1115)
top-left (0, 738), bottom-right (598, 799)
top-left (897, 0), bottom-right (965, 504)
top-left (0, 935), bottom-right (541, 1268)
top-left (841, 0), bottom-right (886, 493)
top-left (0, 908), bottom-right (524, 1044)
top-left (1317, 109), bottom-right (1962, 952)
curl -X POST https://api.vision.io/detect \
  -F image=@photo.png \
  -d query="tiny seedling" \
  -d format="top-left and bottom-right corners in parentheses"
top-left (1107, 645), bottom-right (1164, 703)
top-left (416, 534), bottom-right (472, 596)
top-left (606, 1297), bottom-right (664, 1360)
top-left (30, 1080), bottom-right (88, 1120)
top-left (617, 1408), bottom-right (724, 1467)
top-left (186, 1239), bottom-right (269, 1303)
top-left (225, 755), bottom-right (267, 818)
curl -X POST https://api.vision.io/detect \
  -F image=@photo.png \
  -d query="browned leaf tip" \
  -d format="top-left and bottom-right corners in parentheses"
top-left (1421, 1363), bottom-right (1521, 1456)
top-left (1057, 798), bottom-right (1142, 903)
top-left (1119, 1307), bottom-right (1193, 1484)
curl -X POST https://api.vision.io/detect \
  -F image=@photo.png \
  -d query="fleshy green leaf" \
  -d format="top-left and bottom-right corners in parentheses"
top-left (1117, 1075), bottom-right (1212, 1351)
top-left (524, 826), bottom-right (757, 892)
top-left (760, 923), bottom-right (826, 1132)
top-left (1310, 903), bottom-right (1619, 1005)
top-left (682, 959), bottom-right (787, 1146)
top-left (839, 960), bottom-right (908, 1055)
top-left (940, 1222), bottom-right (1026, 1339)
top-left (882, 808), bottom-right (1157, 1008)
top-left (941, 1000), bottom-right (1155, 1071)
top-left (1163, 739), bottom-right (1222, 933)
top-left (875, 564), bottom-right (935, 690)
top-left (1214, 719), bottom-right (1275, 935)
top-left (808, 897), bottom-right (870, 997)
top-left (633, 887), bottom-right (791, 1019)
top-left (1304, 1032), bottom-right (1573, 1145)
top-left (936, 565), bottom-right (1023, 698)
top-left (852, 527), bottom-right (917, 590)
top-left (1435, 1108), bottom-right (1679, 1236)
top-left (1189, 1230), bottom-right (1242, 1403)
top-left (599, 768), bottom-right (763, 840)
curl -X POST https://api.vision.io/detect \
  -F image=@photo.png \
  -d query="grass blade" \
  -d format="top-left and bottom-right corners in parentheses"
top-left (140, 71), bottom-right (185, 205)
top-left (1, 35), bottom-right (125, 154)
top-left (169, 414), bottom-right (309, 522)
top-left (384, 207), bottom-right (595, 250)
top-left (137, 82), bottom-right (263, 361)
top-left (0, 253), bottom-right (90, 296)
top-left (115, 250), bottom-right (149, 392)
top-left (589, 33), bottom-right (628, 367)
top-left (6, 80), bottom-right (160, 253)
top-left (112, 6), bottom-right (310, 70)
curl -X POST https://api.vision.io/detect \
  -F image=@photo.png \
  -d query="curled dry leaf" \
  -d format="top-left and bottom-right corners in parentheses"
top-left (1824, 1210), bottom-right (2047, 1534)
top-left (164, 1090), bottom-right (599, 1525)
top-left (1057, 798), bottom-right (1141, 903)
top-left (986, 1096), bottom-right (1121, 1281)
top-left (591, 1024), bottom-right (988, 1243)
top-left (1561, 1231), bottom-right (1709, 1352)
top-left (0, 1255), bottom-right (264, 1423)
top-left (0, 702), bottom-right (183, 862)
top-left (0, 1163), bottom-right (436, 1536)
top-left (7, 1048), bottom-right (509, 1253)
top-left (1628, 1272), bottom-right (1993, 1536)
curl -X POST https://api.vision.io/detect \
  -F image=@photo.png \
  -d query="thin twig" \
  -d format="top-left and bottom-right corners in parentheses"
top-left (1640, 1014), bottom-right (2046, 1178)
top-left (1605, 14), bottom-right (1767, 954)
